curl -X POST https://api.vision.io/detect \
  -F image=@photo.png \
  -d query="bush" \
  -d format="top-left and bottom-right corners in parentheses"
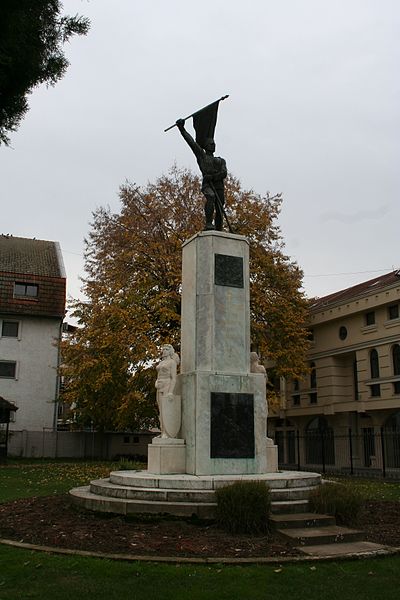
top-left (215, 481), bottom-right (271, 534)
top-left (309, 482), bottom-right (364, 526)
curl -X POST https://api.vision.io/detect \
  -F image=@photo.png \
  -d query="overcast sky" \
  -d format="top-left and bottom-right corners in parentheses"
top-left (1, 0), bottom-right (399, 315)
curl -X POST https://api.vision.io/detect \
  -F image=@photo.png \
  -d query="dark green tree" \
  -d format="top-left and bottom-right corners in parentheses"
top-left (0, 1), bottom-right (89, 145)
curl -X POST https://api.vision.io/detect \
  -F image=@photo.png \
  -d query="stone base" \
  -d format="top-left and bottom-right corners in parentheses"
top-left (70, 470), bottom-right (322, 519)
top-left (147, 439), bottom-right (186, 474)
top-left (266, 438), bottom-right (278, 473)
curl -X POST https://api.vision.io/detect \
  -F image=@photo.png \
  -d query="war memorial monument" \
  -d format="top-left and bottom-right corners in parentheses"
top-left (70, 98), bottom-right (321, 517)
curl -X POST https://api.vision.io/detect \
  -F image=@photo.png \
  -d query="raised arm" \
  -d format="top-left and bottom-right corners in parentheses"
top-left (176, 119), bottom-right (203, 161)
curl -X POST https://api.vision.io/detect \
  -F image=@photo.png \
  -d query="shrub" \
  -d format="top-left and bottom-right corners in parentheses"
top-left (309, 482), bottom-right (364, 526)
top-left (215, 481), bottom-right (271, 534)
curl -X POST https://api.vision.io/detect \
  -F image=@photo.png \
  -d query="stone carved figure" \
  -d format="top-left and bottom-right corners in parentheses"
top-left (176, 119), bottom-right (227, 231)
top-left (155, 344), bottom-right (181, 439)
top-left (250, 351), bottom-right (267, 376)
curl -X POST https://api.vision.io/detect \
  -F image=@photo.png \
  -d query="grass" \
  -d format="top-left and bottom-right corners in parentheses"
top-left (0, 545), bottom-right (400, 600)
top-left (325, 476), bottom-right (400, 501)
top-left (0, 460), bottom-right (113, 503)
top-left (0, 461), bottom-right (400, 599)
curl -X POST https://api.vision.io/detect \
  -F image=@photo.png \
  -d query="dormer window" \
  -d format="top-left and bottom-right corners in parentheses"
top-left (14, 282), bottom-right (38, 298)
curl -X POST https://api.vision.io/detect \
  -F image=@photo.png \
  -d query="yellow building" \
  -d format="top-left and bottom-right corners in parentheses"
top-left (268, 270), bottom-right (400, 476)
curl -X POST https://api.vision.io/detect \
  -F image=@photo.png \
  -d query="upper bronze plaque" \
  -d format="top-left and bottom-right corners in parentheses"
top-left (214, 254), bottom-right (244, 288)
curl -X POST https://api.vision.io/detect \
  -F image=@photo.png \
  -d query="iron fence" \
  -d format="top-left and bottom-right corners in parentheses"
top-left (274, 428), bottom-right (400, 479)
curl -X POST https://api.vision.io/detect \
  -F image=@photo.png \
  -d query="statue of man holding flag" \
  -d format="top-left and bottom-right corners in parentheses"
top-left (168, 96), bottom-right (229, 231)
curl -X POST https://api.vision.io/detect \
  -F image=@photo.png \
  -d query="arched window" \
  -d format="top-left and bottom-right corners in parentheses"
top-left (370, 349), bottom-right (380, 379)
top-left (385, 411), bottom-right (400, 430)
top-left (393, 344), bottom-right (400, 376)
top-left (383, 411), bottom-right (400, 468)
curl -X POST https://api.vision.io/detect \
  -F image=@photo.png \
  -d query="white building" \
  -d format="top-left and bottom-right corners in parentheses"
top-left (0, 235), bottom-right (66, 438)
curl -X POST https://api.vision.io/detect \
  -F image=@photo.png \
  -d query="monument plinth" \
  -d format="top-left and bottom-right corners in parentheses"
top-left (177, 230), bottom-right (276, 475)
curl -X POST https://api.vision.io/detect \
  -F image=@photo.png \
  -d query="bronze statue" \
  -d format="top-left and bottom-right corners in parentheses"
top-left (176, 119), bottom-right (227, 231)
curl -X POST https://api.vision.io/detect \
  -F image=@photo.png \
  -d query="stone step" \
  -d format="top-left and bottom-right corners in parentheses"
top-left (269, 512), bottom-right (336, 529)
top-left (70, 486), bottom-right (216, 519)
top-left (270, 499), bottom-right (310, 514)
top-left (109, 470), bottom-right (321, 491)
top-left (270, 486), bottom-right (316, 501)
top-left (71, 484), bottom-right (314, 520)
top-left (297, 541), bottom-right (390, 557)
top-left (89, 479), bottom-right (316, 503)
top-left (277, 525), bottom-right (364, 546)
top-left (89, 480), bottom-right (216, 503)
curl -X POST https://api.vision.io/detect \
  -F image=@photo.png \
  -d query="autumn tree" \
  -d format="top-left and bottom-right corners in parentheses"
top-left (61, 166), bottom-right (309, 430)
top-left (0, 1), bottom-right (89, 145)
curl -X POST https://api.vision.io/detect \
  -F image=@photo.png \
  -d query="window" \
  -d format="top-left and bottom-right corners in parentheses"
top-left (14, 282), bottom-right (38, 298)
top-left (370, 383), bottom-right (381, 397)
top-left (393, 345), bottom-right (400, 394)
top-left (310, 362), bottom-right (317, 389)
top-left (339, 326), bottom-right (347, 340)
top-left (369, 349), bottom-right (380, 397)
top-left (123, 436), bottom-right (130, 444)
top-left (309, 392), bottom-right (318, 404)
top-left (1, 321), bottom-right (19, 337)
top-left (370, 349), bottom-right (380, 379)
top-left (393, 345), bottom-right (400, 376)
top-left (353, 358), bottom-right (359, 400)
top-left (293, 379), bottom-right (300, 392)
top-left (292, 395), bottom-right (300, 406)
top-left (365, 311), bottom-right (375, 326)
top-left (0, 361), bottom-right (16, 378)
top-left (388, 304), bottom-right (399, 320)
top-left (307, 329), bottom-right (314, 341)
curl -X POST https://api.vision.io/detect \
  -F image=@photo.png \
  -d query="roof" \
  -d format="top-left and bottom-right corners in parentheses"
top-left (310, 270), bottom-right (400, 311)
top-left (0, 235), bottom-right (66, 278)
top-left (0, 397), bottom-right (18, 412)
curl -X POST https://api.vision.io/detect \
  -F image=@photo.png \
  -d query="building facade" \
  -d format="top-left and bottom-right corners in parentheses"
top-left (268, 271), bottom-right (400, 475)
top-left (0, 235), bottom-right (66, 440)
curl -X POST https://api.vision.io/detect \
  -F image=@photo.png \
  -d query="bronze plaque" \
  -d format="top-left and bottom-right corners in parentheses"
top-left (210, 392), bottom-right (254, 458)
top-left (214, 254), bottom-right (244, 288)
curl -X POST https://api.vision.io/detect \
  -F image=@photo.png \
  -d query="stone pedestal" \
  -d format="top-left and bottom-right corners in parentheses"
top-left (179, 230), bottom-right (277, 475)
top-left (147, 438), bottom-right (186, 474)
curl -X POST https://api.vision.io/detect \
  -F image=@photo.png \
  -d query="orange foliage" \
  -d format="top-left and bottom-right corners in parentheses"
top-left (61, 166), bottom-right (309, 430)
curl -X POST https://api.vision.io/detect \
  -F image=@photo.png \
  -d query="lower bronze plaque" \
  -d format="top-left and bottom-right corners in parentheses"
top-left (210, 392), bottom-right (255, 458)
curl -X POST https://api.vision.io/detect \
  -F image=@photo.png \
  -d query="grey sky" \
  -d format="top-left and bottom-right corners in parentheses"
top-left (1, 0), bottom-right (399, 315)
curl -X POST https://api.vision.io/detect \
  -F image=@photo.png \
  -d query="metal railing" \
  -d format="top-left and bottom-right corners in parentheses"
top-left (273, 427), bottom-right (400, 479)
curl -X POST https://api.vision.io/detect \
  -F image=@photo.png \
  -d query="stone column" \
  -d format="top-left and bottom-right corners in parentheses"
top-left (179, 230), bottom-right (277, 475)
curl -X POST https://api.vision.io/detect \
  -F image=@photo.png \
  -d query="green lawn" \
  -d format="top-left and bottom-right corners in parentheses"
top-left (0, 545), bottom-right (399, 600)
top-left (325, 475), bottom-right (400, 501)
top-left (0, 460), bottom-right (112, 503)
top-left (0, 461), bottom-right (400, 599)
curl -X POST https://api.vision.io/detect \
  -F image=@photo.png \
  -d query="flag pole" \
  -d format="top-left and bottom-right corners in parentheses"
top-left (210, 181), bottom-right (233, 234)
top-left (164, 95), bottom-right (229, 132)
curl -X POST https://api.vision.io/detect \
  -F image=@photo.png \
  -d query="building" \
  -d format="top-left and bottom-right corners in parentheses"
top-left (268, 270), bottom-right (400, 475)
top-left (0, 235), bottom-right (66, 444)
